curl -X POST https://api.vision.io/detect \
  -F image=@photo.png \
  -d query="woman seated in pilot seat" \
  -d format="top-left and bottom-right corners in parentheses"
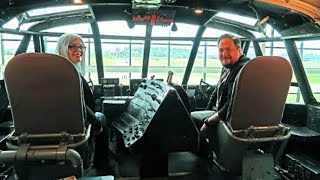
top-left (55, 33), bottom-right (109, 173)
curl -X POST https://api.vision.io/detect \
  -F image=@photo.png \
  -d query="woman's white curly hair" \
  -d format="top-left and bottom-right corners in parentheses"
top-left (55, 33), bottom-right (86, 75)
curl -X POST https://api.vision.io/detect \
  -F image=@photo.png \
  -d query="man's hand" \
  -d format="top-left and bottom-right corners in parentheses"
top-left (200, 113), bottom-right (221, 138)
top-left (200, 123), bottom-right (209, 137)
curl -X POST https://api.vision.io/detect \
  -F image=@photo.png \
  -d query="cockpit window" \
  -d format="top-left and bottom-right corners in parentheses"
top-left (296, 40), bottom-right (320, 103)
top-left (215, 12), bottom-right (257, 26)
top-left (27, 5), bottom-right (88, 17)
top-left (44, 24), bottom-right (91, 34)
top-left (98, 21), bottom-right (146, 37)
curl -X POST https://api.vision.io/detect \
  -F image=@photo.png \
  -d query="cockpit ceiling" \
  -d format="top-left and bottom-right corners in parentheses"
top-left (0, 0), bottom-right (319, 31)
top-left (257, 0), bottom-right (320, 24)
top-left (300, 0), bottom-right (320, 8)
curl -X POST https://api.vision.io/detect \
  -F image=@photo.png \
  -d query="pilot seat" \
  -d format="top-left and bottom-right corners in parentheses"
top-left (211, 56), bottom-right (292, 179)
top-left (0, 53), bottom-right (98, 179)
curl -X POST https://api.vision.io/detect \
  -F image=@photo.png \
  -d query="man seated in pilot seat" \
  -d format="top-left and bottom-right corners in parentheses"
top-left (191, 33), bottom-right (250, 158)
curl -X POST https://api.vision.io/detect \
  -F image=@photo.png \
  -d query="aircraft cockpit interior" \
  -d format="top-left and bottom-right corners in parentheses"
top-left (0, 0), bottom-right (320, 179)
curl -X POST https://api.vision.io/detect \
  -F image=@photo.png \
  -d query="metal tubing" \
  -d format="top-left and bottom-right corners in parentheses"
top-left (0, 149), bottom-right (83, 176)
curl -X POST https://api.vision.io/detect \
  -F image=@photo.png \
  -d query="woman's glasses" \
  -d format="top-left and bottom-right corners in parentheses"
top-left (68, 45), bottom-right (87, 52)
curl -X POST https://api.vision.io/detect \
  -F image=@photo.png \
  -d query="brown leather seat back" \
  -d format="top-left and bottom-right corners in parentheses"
top-left (4, 53), bottom-right (85, 135)
top-left (228, 56), bottom-right (292, 130)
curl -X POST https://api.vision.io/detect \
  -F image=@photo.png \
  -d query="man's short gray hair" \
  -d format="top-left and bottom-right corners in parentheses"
top-left (218, 33), bottom-right (241, 48)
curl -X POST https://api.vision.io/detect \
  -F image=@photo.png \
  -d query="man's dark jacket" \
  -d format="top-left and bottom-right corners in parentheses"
top-left (206, 55), bottom-right (250, 120)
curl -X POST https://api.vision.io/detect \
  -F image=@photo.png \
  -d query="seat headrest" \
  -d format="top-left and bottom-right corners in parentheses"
top-left (228, 56), bottom-right (292, 130)
top-left (4, 53), bottom-right (85, 134)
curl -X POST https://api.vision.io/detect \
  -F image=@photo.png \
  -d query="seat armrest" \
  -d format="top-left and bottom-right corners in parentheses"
top-left (222, 122), bottom-right (291, 143)
top-left (6, 124), bottom-right (91, 150)
top-left (231, 123), bottom-right (291, 138)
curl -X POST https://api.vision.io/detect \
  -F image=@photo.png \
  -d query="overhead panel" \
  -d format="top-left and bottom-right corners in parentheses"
top-left (132, 0), bottom-right (162, 9)
top-left (132, 0), bottom-right (176, 9)
top-left (132, 8), bottom-right (176, 26)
